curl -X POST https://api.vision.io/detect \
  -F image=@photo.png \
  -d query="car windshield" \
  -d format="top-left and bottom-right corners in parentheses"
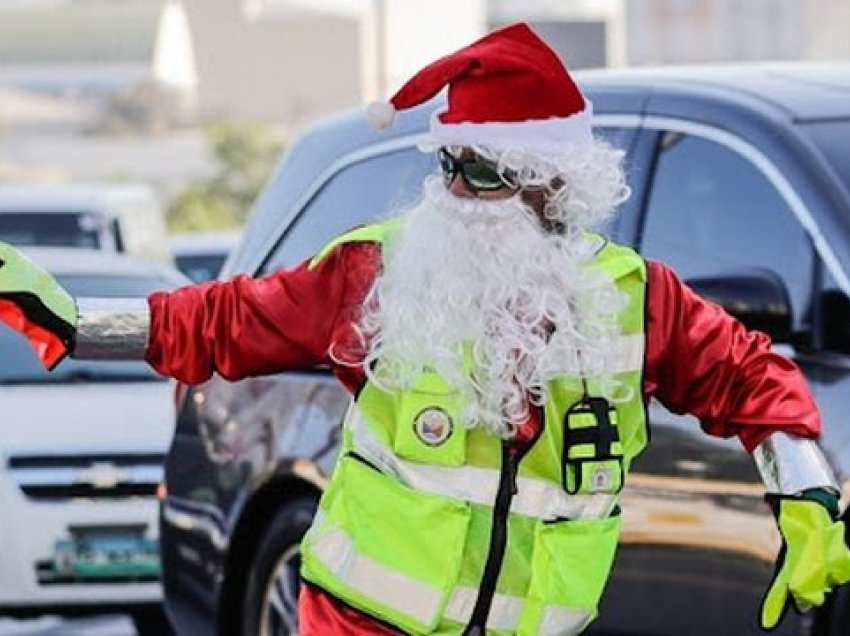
top-left (800, 120), bottom-right (850, 199)
top-left (0, 273), bottom-right (175, 384)
top-left (0, 212), bottom-right (102, 249)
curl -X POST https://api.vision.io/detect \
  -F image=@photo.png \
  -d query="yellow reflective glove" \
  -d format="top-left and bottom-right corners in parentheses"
top-left (0, 242), bottom-right (76, 369)
top-left (760, 492), bottom-right (850, 631)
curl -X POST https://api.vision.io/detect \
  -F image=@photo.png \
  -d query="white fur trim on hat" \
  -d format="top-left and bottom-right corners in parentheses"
top-left (422, 101), bottom-right (594, 155)
top-left (366, 101), bottom-right (397, 129)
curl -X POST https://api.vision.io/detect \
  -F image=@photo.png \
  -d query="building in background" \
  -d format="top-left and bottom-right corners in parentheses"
top-left (488, 0), bottom-right (624, 69)
top-left (488, 0), bottom-right (850, 69)
top-left (183, 0), bottom-right (485, 124)
top-left (181, 0), bottom-right (361, 126)
top-left (0, 0), bottom-right (196, 98)
top-left (622, 0), bottom-right (850, 66)
top-left (368, 0), bottom-right (485, 99)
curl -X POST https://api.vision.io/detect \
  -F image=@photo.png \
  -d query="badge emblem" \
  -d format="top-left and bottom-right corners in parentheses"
top-left (591, 467), bottom-right (613, 492)
top-left (413, 408), bottom-right (453, 446)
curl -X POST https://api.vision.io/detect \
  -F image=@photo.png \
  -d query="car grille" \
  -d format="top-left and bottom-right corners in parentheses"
top-left (7, 453), bottom-right (164, 501)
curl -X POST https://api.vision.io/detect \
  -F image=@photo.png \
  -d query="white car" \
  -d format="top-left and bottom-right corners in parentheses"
top-left (0, 184), bottom-right (172, 264)
top-left (0, 248), bottom-right (187, 634)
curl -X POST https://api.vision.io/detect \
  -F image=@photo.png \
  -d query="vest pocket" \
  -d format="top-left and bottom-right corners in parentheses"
top-left (302, 453), bottom-right (471, 634)
top-left (517, 512), bottom-right (621, 635)
top-left (394, 373), bottom-right (467, 466)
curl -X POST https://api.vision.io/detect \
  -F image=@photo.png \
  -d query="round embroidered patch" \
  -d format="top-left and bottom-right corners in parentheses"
top-left (413, 407), bottom-right (453, 446)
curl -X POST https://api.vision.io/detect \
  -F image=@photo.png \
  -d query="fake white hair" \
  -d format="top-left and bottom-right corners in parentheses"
top-left (469, 138), bottom-right (631, 237)
top-left (351, 137), bottom-right (633, 437)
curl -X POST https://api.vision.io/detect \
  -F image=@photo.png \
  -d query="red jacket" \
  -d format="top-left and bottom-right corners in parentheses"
top-left (146, 241), bottom-right (820, 635)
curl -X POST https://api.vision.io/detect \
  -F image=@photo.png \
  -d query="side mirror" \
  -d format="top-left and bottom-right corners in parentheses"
top-left (686, 269), bottom-right (792, 342)
top-left (819, 290), bottom-right (850, 354)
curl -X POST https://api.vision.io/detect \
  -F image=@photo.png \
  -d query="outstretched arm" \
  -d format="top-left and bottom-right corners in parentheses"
top-left (645, 260), bottom-right (850, 630)
top-left (0, 241), bottom-right (357, 385)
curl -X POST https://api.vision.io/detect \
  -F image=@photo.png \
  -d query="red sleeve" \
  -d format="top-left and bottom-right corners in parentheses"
top-left (146, 245), bottom-right (360, 385)
top-left (644, 260), bottom-right (820, 452)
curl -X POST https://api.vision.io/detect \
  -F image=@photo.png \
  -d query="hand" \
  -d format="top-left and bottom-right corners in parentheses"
top-left (760, 491), bottom-right (850, 631)
top-left (0, 242), bottom-right (76, 369)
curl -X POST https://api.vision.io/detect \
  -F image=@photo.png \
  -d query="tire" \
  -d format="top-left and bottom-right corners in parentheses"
top-left (241, 497), bottom-right (318, 636)
top-left (131, 605), bottom-right (175, 636)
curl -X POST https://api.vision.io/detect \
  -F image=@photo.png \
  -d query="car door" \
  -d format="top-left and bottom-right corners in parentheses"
top-left (592, 126), bottom-right (816, 635)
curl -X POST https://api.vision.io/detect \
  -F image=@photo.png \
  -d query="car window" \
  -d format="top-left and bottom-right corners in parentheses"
top-left (260, 131), bottom-right (639, 275)
top-left (640, 132), bottom-right (815, 326)
top-left (800, 120), bottom-right (850, 200)
top-left (0, 273), bottom-right (178, 384)
top-left (0, 212), bottom-right (102, 249)
top-left (260, 147), bottom-right (437, 273)
top-left (175, 254), bottom-right (228, 283)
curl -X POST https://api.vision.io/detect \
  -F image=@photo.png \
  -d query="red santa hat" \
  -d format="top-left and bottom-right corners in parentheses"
top-left (366, 22), bottom-right (593, 155)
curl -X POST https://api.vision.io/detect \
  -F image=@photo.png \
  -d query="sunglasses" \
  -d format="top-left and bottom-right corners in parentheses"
top-left (438, 148), bottom-right (519, 193)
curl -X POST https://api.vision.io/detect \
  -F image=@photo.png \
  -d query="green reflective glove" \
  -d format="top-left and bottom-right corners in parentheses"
top-left (0, 242), bottom-right (76, 369)
top-left (760, 491), bottom-right (850, 631)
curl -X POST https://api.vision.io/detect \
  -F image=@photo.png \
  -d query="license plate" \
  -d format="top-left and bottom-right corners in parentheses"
top-left (53, 529), bottom-right (160, 580)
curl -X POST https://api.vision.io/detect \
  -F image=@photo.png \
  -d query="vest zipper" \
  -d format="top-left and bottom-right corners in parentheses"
top-left (464, 441), bottom-right (518, 635)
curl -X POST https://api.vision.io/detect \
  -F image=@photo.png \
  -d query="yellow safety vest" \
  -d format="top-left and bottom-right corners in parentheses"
top-left (301, 222), bottom-right (648, 635)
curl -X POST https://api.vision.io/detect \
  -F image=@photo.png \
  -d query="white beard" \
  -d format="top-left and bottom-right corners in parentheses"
top-left (358, 176), bottom-right (627, 437)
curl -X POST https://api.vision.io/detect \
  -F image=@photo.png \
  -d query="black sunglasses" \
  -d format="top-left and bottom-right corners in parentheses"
top-left (438, 148), bottom-right (519, 193)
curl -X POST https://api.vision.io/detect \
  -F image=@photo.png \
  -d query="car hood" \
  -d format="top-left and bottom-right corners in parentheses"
top-left (0, 382), bottom-right (175, 455)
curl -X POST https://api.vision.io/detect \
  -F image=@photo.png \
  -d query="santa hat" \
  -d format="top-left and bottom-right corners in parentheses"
top-left (366, 22), bottom-right (593, 155)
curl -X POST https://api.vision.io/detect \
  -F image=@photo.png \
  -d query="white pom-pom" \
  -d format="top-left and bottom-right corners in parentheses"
top-left (366, 101), bottom-right (396, 129)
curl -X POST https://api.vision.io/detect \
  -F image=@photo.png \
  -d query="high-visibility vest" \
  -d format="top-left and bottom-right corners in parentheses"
top-left (301, 221), bottom-right (648, 635)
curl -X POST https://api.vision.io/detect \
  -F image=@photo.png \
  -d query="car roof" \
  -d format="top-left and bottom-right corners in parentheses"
top-left (578, 62), bottom-right (850, 121)
top-left (20, 246), bottom-right (187, 283)
top-left (0, 184), bottom-right (158, 213)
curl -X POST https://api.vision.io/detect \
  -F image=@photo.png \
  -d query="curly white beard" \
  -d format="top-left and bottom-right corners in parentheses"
top-left (358, 176), bottom-right (628, 438)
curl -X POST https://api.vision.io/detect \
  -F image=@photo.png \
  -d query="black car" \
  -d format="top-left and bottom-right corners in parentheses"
top-left (160, 64), bottom-right (850, 636)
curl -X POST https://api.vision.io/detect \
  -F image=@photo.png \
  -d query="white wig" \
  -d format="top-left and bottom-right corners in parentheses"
top-left (350, 137), bottom-right (633, 437)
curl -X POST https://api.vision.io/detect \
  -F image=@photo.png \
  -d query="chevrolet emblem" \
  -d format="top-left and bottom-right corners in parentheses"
top-left (75, 462), bottom-right (130, 489)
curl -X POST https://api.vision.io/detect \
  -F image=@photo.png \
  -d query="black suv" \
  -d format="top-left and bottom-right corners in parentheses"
top-left (160, 64), bottom-right (850, 636)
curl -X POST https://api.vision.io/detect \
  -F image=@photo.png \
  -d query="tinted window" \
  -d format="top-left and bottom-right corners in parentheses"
top-left (175, 254), bottom-right (228, 283)
top-left (641, 132), bottom-right (814, 325)
top-left (261, 147), bottom-right (435, 272)
top-left (0, 273), bottom-right (177, 384)
top-left (0, 212), bottom-right (103, 249)
top-left (801, 120), bottom-right (850, 200)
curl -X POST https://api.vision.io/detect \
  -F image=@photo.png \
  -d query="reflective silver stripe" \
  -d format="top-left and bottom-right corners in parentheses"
top-left (753, 432), bottom-right (839, 495)
top-left (540, 606), bottom-right (594, 635)
top-left (559, 333), bottom-right (644, 375)
top-left (444, 586), bottom-right (524, 630)
top-left (607, 332), bottom-right (644, 375)
top-left (444, 587), bottom-right (593, 634)
top-left (72, 297), bottom-right (150, 360)
top-left (347, 404), bottom-right (615, 521)
top-left (310, 522), bottom-right (442, 627)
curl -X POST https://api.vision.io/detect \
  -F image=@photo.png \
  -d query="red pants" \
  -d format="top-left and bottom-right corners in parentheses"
top-left (298, 582), bottom-right (400, 635)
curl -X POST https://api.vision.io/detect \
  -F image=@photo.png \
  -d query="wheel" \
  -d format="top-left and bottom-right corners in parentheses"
top-left (131, 605), bottom-right (174, 635)
top-left (242, 497), bottom-right (318, 636)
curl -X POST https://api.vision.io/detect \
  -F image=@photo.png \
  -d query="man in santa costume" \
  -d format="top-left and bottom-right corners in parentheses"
top-left (0, 23), bottom-right (848, 635)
